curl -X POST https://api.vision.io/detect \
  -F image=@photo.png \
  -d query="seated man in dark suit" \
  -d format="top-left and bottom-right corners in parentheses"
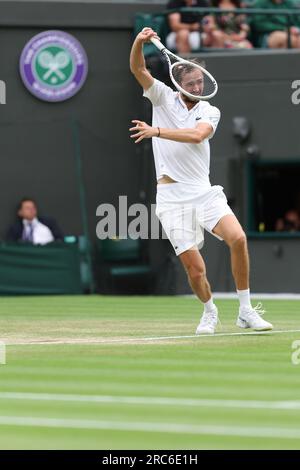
top-left (6, 198), bottom-right (64, 245)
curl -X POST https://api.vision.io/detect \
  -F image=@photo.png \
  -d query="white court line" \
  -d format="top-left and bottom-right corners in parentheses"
top-left (5, 329), bottom-right (300, 345)
top-left (0, 416), bottom-right (299, 439)
top-left (1, 392), bottom-right (300, 411)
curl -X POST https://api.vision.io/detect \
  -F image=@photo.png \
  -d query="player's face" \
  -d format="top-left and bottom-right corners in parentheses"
top-left (181, 69), bottom-right (204, 97)
top-left (19, 201), bottom-right (37, 221)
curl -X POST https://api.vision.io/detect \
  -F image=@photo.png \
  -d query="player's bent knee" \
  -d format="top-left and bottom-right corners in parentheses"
top-left (230, 232), bottom-right (247, 248)
top-left (188, 265), bottom-right (206, 283)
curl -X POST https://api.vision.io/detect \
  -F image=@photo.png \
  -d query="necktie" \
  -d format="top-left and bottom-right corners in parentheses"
top-left (23, 222), bottom-right (34, 243)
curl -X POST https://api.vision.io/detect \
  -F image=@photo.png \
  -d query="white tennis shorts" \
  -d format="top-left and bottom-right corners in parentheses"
top-left (156, 183), bottom-right (233, 256)
top-left (166, 31), bottom-right (201, 51)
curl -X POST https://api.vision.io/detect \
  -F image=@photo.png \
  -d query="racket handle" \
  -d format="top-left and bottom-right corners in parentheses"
top-left (150, 37), bottom-right (165, 51)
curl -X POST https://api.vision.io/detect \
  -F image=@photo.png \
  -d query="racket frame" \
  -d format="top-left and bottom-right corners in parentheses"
top-left (150, 38), bottom-right (218, 101)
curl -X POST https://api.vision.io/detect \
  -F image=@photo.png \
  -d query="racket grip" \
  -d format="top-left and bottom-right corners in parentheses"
top-left (150, 37), bottom-right (165, 51)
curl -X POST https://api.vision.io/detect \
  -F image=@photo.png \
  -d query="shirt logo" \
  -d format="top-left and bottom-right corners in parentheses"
top-left (196, 116), bottom-right (202, 120)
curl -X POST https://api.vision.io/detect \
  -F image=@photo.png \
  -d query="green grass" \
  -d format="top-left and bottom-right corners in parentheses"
top-left (0, 295), bottom-right (300, 449)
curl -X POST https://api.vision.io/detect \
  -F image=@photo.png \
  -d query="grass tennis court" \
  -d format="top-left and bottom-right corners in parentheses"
top-left (0, 295), bottom-right (300, 449)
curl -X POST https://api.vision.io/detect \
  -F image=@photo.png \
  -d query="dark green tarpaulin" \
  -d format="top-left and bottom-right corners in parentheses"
top-left (0, 242), bottom-right (83, 295)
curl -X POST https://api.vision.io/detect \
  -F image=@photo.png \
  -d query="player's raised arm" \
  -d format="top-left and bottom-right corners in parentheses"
top-left (130, 28), bottom-right (160, 91)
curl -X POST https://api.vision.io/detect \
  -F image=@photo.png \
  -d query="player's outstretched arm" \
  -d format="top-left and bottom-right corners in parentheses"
top-left (130, 28), bottom-right (159, 91)
top-left (129, 120), bottom-right (214, 144)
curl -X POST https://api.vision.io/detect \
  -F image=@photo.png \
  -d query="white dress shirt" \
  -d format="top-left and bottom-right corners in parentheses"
top-left (22, 218), bottom-right (55, 245)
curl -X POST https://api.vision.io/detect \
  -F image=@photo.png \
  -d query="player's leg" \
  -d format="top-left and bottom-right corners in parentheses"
top-left (212, 214), bottom-right (273, 331)
top-left (212, 214), bottom-right (249, 291)
top-left (179, 247), bottom-right (211, 302)
top-left (156, 189), bottom-right (218, 334)
top-left (179, 248), bottom-right (218, 335)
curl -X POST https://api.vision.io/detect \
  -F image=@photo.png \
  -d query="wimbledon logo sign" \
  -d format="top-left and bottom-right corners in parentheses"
top-left (19, 30), bottom-right (88, 102)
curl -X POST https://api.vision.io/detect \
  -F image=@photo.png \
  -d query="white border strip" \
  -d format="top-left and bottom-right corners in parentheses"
top-left (0, 416), bottom-right (299, 439)
top-left (1, 392), bottom-right (300, 411)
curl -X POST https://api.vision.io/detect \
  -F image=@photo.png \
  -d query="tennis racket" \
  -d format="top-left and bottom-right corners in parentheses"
top-left (150, 38), bottom-right (218, 101)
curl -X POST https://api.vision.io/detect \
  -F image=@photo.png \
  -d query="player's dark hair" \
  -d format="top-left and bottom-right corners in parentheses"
top-left (172, 58), bottom-right (206, 85)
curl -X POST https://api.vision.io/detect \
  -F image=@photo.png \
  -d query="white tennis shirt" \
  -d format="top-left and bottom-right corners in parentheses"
top-left (143, 79), bottom-right (221, 187)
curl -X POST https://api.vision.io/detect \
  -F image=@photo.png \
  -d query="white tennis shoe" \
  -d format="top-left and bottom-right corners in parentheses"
top-left (196, 305), bottom-right (218, 335)
top-left (236, 303), bottom-right (273, 331)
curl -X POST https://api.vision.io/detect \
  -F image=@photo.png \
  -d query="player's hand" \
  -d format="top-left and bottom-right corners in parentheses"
top-left (136, 28), bottom-right (160, 44)
top-left (129, 120), bottom-right (158, 143)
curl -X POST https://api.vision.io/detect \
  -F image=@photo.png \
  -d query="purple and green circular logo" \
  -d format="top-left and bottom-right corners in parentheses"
top-left (20, 30), bottom-right (88, 102)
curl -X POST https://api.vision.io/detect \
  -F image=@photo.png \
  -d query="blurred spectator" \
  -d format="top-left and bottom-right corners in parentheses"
top-left (275, 209), bottom-right (300, 232)
top-left (202, 0), bottom-right (253, 48)
top-left (166, 0), bottom-right (209, 53)
top-left (6, 198), bottom-right (64, 245)
top-left (252, 0), bottom-right (300, 48)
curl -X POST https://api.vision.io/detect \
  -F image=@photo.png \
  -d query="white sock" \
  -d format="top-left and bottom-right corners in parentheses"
top-left (237, 288), bottom-right (252, 309)
top-left (204, 298), bottom-right (215, 312)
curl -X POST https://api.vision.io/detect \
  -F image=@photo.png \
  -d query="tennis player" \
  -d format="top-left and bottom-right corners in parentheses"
top-left (129, 27), bottom-right (273, 334)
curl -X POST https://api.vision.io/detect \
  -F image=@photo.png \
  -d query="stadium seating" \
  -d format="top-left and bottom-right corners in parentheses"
top-left (95, 238), bottom-right (153, 294)
top-left (134, 3), bottom-right (300, 52)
